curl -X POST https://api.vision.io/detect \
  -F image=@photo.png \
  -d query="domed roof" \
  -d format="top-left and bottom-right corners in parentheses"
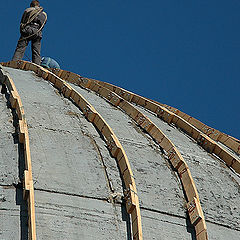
top-left (0, 61), bottom-right (239, 240)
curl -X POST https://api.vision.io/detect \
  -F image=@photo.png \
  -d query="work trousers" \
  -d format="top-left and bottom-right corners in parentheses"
top-left (12, 36), bottom-right (42, 65)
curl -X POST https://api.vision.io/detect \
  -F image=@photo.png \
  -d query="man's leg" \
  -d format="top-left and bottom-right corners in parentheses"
top-left (31, 37), bottom-right (41, 65)
top-left (12, 37), bottom-right (28, 61)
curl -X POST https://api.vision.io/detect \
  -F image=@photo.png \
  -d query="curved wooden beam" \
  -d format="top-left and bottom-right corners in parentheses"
top-left (0, 65), bottom-right (36, 240)
top-left (1, 60), bottom-right (143, 240)
top-left (48, 66), bottom-right (208, 240)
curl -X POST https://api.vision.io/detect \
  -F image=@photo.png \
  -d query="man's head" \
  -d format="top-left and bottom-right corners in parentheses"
top-left (30, 0), bottom-right (40, 7)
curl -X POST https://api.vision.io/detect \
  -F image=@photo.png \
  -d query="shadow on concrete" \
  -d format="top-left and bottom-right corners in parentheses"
top-left (186, 213), bottom-right (197, 240)
top-left (121, 202), bottom-right (132, 240)
top-left (5, 91), bottom-right (29, 240)
top-left (16, 186), bottom-right (28, 240)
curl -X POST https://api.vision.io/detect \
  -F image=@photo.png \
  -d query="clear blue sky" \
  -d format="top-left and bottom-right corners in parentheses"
top-left (1, 0), bottom-right (239, 139)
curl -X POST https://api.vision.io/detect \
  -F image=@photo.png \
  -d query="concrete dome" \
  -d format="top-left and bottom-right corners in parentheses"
top-left (0, 61), bottom-right (239, 240)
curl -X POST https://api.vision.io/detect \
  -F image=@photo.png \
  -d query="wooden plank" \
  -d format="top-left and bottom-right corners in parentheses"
top-left (119, 101), bottom-right (139, 119)
top-left (187, 197), bottom-right (203, 225)
top-left (178, 164), bottom-right (198, 201)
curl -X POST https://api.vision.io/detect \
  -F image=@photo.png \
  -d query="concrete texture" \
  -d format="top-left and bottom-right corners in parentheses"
top-left (1, 66), bottom-right (239, 239)
top-left (2, 67), bottom-right (127, 239)
top-left (134, 104), bottom-right (240, 238)
top-left (70, 84), bottom-right (193, 238)
top-left (0, 82), bottom-right (24, 239)
top-left (0, 91), bottom-right (19, 185)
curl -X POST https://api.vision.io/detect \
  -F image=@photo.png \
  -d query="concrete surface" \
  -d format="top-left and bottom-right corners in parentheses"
top-left (134, 104), bottom-right (240, 238)
top-left (1, 66), bottom-right (240, 239)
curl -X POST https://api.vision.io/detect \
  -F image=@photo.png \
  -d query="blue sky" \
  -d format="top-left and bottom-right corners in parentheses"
top-left (1, 1), bottom-right (239, 139)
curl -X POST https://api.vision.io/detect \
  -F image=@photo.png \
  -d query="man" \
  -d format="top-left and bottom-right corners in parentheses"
top-left (12, 0), bottom-right (47, 65)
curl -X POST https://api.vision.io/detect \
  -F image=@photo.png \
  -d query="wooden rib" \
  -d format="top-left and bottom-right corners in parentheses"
top-left (79, 77), bottom-right (240, 175)
top-left (97, 80), bottom-right (240, 156)
top-left (1, 60), bottom-right (143, 240)
top-left (49, 67), bottom-right (208, 239)
top-left (0, 65), bottom-right (36, 240)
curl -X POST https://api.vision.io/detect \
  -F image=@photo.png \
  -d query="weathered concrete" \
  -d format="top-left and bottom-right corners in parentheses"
top-left (2, 66), bottom-right (239, 239)
top-left (0, 80), bottom-right (23, 239)
top-left (0, 186), bottom-right (28, 240)
top-left (34, 190), bottom-right (128, 240)
top-left (2, 67), bottom-right (127, 239)
top-left (134, 104), bottom-right (240, 238)
top-left (0, 91), bottom-right (19, 186)
top-left (70, 84), bottom-right (193, 238)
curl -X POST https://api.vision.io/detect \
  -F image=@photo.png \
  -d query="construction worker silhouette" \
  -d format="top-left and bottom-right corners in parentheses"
top-left (12, 0), bottom-right (47, 65)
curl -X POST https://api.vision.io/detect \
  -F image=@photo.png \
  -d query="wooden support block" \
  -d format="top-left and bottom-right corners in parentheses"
top-left (178, 164), bottom-right (198, 201)
top-left (7, 60), bottom-right (19, 69)
top-left (187, 197), bottom-right (203, 225)
top-left (62, 83), bottom-right (72, 98)
top-left (24, 132), bottom-right (32, 172)
top-left (123, 168), bottom-right (134, 187)
top-left (151, 128), bottom-right (165, 144)
top-left (54, 77), bottom-right (64, 90)
top-left (78, 97), bottom-right (88, 111)
top-left (118, 156), bottom-right (128, 173)
top-left (101, 125), bottom-right (113, 141)
top-left (124, 184), bottom-right (137, 214)
top-left (27, 62), bottom-right (39, 72)
top-left (70, 91), bottom-right (81, 105)
top-left (119, 101), bottom-right (139, 119)
top-left (93, 115), bottom-right (106, 132)
top-left (99, 86), bottom-right (110, 98)
top-left (188, 118), bottom-right (206, 133)
top-left (50, 68), bottom-right (62, 77)
top-left (231, 160), bottom-right (240, 174)
top-left (80, 77), bottom-right (91, 88)
top-left (223, 137), bottom-right (240, 155)
top-left (23, 170), bottom-right (30, 200)
top-left (66, 72), bottom-right (80, 84)
top-left (132, 212), bottom-right (141, 236)
top-left (106, 134), bottom-right (121, 157)
top-left (134, 112), bottom-right (146, 125)
top-left (132, 94), bottom-right (140, 104)
top-left (36, 67), bottom-right (48, 79)
top-left (197, 134), bottom-right (216, 153)
top-left (59, 70), bottom-right (70, 80)
top-left (145, 101), bottom-right (158, 113)
top-left (132, 208), bottom-right (143, 240)
top-left (167, 147), bottom-right (184, 169)
top-left (19, 120), bottom-right (27, 143)
top-left (10, 90), bottom-right (18, 109)
top-left (207, 129), bottom-right (221, 141)
top-left (177, 118), bottom-right (193, 135)
top-left (148, 125), bottom-right (159, 138)
top-left (135, 112), bottom-right (154, 132)
top-left (88, 81), bottom-right (99, 91)
top-left (161, 110), bottom-right (174, 124)
top-left (131, 206), bottom-right (138, 223)
top-left (47, 73), bottom-right (57, 84)
top-left (16, 100), bottom-right (25, 120)
top-left (82, 105), bottom-right (96, 122)
top-left (191, 127), bottom-right (201, 140)
top-left (17, 60), bottom-right (26, 70)
top-left (158, 136), bottom-right (172, 152)
top-left (141, 120), bottom-right (154, 132)
top-left (28, 180), bottom-right (37, 240)
top-left (196, 230), bottom-right (208, 240)
top-left (137, 96), bottom-right (147, 107)
top-left (123, 92), bottom-right (133, 102)
top-left (218, 150), bottom-right (235, 167)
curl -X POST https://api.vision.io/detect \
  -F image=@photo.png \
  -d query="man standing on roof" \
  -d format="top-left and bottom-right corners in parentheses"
top-left (12, 0), bottom-right (47, 65)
